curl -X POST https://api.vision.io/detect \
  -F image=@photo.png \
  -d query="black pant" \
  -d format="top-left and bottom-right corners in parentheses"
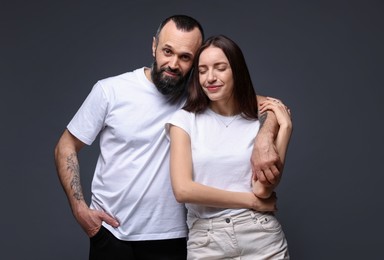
top-left (89, 226), bottom-right (187, 260)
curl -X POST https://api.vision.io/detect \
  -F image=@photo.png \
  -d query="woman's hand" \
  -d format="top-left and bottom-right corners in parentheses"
top-left (259, 97), bottom-right (292, 129)
top-left (248, 191), bottom-right (278, 212)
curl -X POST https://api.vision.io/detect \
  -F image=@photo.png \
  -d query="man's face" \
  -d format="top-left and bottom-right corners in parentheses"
top-left (151, 20), bottom-right (202, 98)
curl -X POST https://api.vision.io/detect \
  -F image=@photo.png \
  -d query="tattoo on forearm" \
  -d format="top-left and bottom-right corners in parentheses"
top-left (66, 153), bottom-right (84, 201)
top-left (259, 112), bottom-right (267, 129)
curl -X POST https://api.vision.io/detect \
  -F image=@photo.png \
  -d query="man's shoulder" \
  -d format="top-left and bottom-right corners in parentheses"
top-left (99, 67), bottom-right (144, 84)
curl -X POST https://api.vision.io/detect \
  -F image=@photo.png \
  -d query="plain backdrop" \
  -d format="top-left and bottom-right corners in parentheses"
top-left (1, 0), bottom-right (383, 259)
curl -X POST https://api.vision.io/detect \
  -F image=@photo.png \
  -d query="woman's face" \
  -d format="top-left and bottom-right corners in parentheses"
top-left (198, 46), bottom-right (234, 103)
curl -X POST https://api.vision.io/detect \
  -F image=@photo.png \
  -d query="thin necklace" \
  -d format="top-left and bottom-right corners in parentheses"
top-left (211, 111), bottom-right (239, 128)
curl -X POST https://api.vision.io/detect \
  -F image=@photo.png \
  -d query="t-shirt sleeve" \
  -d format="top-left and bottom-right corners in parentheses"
top-left (67, 81), bottom-right (108, 145)
top-left (165, 109), bottom-right (192, 140)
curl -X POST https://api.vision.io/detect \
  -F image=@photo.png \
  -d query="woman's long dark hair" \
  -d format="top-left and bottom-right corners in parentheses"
top-left (183, 35), bottom-right (258, 120)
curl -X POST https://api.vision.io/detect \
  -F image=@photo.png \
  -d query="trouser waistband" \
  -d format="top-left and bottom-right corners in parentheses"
top-left (191, 210), bottom-right (273, 230)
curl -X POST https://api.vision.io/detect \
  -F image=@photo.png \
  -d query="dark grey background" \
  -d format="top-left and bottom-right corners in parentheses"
top-left (2, 0), bottom-right (383, 259)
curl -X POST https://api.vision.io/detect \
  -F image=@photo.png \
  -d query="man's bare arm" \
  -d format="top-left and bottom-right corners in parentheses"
top-left (251, 96), bottom-right (282, 185)
top-left (54, 129), bottom-right (119, 237)
top-left (252, 97), bottom-right (293, 198)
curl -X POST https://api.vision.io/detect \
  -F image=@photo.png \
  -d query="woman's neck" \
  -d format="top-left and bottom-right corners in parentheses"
top-left (209, 100), bottom-right (239, 116)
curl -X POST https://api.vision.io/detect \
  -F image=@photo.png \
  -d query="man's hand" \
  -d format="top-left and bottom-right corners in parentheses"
top-left (74, 204), bottom-right (120, 237)
top-left (251, 132), bottom-right (282, 185)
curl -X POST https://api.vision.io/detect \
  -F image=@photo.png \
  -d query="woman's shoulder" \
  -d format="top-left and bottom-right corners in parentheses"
top-left (173, 108), bottom-right (196, 119)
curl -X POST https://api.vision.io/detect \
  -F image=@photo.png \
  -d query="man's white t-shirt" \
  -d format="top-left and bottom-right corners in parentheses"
top-left (67, 67), bottom-right (187, 240)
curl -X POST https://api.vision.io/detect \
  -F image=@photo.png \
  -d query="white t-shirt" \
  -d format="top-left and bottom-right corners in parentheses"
top-left (166, 108), bottom-right (260, 228)
top-left (67, 67), bottom-right (187, 241)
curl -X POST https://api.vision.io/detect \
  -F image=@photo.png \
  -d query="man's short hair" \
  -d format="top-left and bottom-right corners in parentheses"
top-left (154, 15), bottom-right (205, 44)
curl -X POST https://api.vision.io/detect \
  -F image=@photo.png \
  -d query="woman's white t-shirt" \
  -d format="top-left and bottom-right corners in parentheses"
top-left (166, 108), bottom-right (260, 227)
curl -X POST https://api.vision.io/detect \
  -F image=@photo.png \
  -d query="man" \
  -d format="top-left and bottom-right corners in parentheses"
top-left (54, 15), bottom-right (283, 260)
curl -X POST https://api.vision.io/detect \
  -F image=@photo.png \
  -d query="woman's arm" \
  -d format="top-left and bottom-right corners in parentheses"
top-left (169, 125), bottom-right (276, 212)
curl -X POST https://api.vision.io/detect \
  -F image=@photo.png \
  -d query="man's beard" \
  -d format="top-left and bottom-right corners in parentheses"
top-left (151, 60), bottom-right (189, 103)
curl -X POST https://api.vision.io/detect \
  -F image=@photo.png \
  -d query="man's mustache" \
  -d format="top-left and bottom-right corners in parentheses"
top-left (161, 67), bottom-right (182, 76)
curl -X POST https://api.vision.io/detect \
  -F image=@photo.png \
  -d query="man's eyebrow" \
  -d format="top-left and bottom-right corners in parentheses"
top-left (162, 44), bottom-right (194, 57)
top-left (163, 44), bottom-right (173, 49)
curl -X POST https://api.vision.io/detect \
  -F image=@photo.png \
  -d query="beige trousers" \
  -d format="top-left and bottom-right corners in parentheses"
top-left (187, 210), bottom-right (289, 260)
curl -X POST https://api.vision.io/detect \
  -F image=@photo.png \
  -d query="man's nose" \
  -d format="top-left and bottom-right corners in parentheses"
top-left (168, 56), bottom-right (179, 70)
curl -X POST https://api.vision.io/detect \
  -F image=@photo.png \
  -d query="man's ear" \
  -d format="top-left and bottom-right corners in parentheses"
top-left (152, 36), bottom-right (156, 58)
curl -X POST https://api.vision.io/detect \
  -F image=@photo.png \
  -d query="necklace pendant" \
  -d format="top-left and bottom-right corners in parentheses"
top-left (211, 109), bottom-right (239, 128)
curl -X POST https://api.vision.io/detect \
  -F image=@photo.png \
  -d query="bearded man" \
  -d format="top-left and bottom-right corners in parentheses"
top-left (54, 15), bottom-right (282, 260)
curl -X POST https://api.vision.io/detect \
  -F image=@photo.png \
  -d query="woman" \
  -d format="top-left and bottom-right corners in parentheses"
top-left (167, 35), bottom-right (292, 259)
